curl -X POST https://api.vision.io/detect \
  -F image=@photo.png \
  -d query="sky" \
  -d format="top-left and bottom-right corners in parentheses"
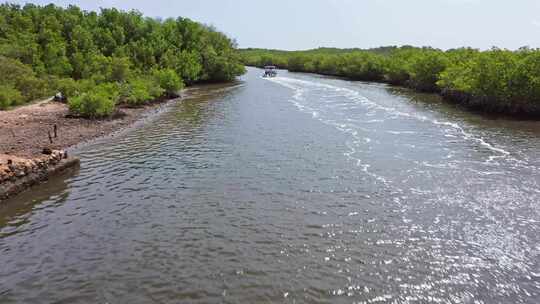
top-left (9, 0), bottom-right (540, 50)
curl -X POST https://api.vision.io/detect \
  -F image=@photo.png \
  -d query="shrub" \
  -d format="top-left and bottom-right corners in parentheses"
top-left (515, 51), bottom-right (540, 105)
top-left (120, 77), bottom-right (164, 106)
top-left (77, 79), bottom-right (99, 94)
top-left (122, 79), bottom-right (151, 106)
top-left (54, 78), bottom-right (80, 100)
top-left (15, 75), bottom-right (49, 101)
top-left (153, 69), bottom-right (184, 97)
top-left (110, 57), bottom-right (132, 82)
top-left (148, 82), bottom-right (165, 99)
top-left (384, 50), bottom-right (413, 85)
top-left (0, 56), bottom-right (35, 82)
top-left (438, 48), bottom-right (540, 113)
top-left (407, 51), bottom-right (449, 92)
top-left (0, 56), bottom-right (49, 102)
top-left (68, 83), bottom-right (118, 118)
top-left (340, 53), bottom-right (385, 81)
top-left (0, 85), bottom-right (23, 109)
top-left (288, 55), bottom-right (308, 72)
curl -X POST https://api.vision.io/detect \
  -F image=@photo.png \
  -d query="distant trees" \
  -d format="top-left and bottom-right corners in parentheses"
top-left (240, 47), bottom-right (540, 116)
top-left (0, 3), bottom-right (245, 115)
top-left (407, 50), bottom-right (448, 92)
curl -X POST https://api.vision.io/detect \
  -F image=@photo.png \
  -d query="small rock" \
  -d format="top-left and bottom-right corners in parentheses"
top-left (42, 148), bottom-right (53, 155)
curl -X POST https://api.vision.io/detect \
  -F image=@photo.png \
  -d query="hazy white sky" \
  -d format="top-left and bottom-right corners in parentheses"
top-left (9, 0), bottom-right (540, 50)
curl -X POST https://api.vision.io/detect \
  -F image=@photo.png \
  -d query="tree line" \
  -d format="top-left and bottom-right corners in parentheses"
top-left (0, 3), bottom-right (245, 116)
top-left (241, 47), bottom-right (540, 116)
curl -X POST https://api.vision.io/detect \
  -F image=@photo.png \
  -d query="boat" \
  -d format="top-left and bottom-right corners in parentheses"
top-left (263, 66), bottom-right (277, 77)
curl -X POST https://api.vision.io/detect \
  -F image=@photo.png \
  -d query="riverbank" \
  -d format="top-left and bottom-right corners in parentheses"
top-left (0, 94), bottom-right (183, 201)
top-left (0, 83), bottom-right (240, 201)
top-left (0, 100), bottom-right (154, 201)
top-left (0, 151), bottom-right (79, 201)
top-left (0, 98), bottom-right (177, 158)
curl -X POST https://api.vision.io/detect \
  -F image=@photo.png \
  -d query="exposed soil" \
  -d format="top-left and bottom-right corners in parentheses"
top-left (0, 82), bottom-right (238, 159)
top-left (0, 98), bottom-right (177, 158)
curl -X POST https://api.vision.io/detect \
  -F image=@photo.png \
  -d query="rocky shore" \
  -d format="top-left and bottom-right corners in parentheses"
top-left (0, 150), bottom-right (79, 201)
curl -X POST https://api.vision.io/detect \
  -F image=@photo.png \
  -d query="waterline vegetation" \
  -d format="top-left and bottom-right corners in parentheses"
top-left (0, 3), bottom-right (245, 116)
top-left (240, 47), bottom-right (540, 116)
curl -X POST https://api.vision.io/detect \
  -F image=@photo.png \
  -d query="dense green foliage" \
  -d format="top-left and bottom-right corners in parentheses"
top-left (241, 47), bottom-right (540, 115)
top-left (0, 56), bottom-right (50, 103)
top-left (119, 77), bottom-right (164, 106)
top-left (153, 68), bottom-right (184, 97)
top-left (68, 83), bottom-right (118, 118)
top-left (0, 3), bottom-right (245, 115)
top-left (0, 84), bottom-right (23, 109)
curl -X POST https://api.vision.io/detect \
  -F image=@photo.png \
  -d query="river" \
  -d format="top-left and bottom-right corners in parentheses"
top-left (1, 67), bottom-right (539, 303)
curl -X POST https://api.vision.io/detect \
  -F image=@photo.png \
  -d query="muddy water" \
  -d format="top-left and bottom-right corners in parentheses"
top-left (1, 68), bottom-right (539, 303)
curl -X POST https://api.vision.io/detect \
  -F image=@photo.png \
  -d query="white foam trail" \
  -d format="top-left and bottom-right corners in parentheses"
top-left (431, 120), bottom-right (510, 163)
top-left (266, 75), bottom-right (540, 293)
top-left (268, 76), bottom-right (512, 162)
top-left (387, 130), bottom-right (418, 135)
top-left (267, 76), bottom-right (394, 187)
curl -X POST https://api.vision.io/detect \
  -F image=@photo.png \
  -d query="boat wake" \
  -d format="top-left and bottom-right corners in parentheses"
top-left (265, 74), bottom-right (540, 303)
top-left (269, 76), bottom-right (511, 161)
